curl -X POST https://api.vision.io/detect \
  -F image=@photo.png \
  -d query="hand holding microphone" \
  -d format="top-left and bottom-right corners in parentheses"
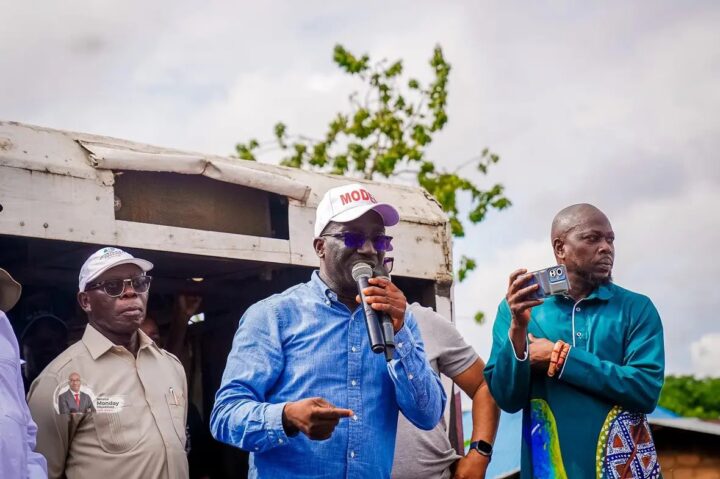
top-left (359, 276), bottom-right (407, 332)
top-left (352, 261), bottom-right (408, 360)
top-left (372, 262), bottom-right (396, 361)
top-left (352, 263), bottom-right (385, 354)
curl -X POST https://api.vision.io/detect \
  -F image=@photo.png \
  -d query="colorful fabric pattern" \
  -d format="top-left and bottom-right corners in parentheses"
top-left (528, 399), bottom-right (568, 479)
top-left (597, 406), bottom-right (661, 479)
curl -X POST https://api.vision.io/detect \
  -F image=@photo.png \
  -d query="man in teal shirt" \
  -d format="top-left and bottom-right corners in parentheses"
top-left (484, 204), bottom-right (664, 478)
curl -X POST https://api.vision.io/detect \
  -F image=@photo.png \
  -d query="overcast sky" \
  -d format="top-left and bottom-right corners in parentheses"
top-left (2, 0), bottom-right (718, 377)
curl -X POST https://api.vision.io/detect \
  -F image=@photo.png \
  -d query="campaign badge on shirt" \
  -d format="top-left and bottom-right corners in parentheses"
top-left (94, 396), bottom-right (126, 414)
top-left (53, 372), bottom-right (97, 415)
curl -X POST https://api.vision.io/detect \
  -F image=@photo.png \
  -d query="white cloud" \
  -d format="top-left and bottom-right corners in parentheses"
top-left (691, 333), bottom-right (720, 378)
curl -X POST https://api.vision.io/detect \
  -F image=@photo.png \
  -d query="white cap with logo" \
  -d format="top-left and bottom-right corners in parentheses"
top-left (314, 183), bottom-right (400, 237)
top-left (78, 247), bottom-right (153, 292)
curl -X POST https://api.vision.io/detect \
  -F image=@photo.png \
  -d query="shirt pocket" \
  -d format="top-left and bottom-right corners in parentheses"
top-left (93, 400), bottom-right (142, 454)
top-left (165, 389), bottom-right (187, 448)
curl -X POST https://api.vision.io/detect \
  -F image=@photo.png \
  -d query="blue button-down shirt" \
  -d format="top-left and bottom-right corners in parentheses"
top-left (211, 272), bottom-right (445, 478)
top-left (0, 311), bottom-right (48, 479)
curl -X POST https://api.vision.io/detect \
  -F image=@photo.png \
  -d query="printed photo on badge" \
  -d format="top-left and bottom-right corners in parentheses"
top-left (53, 372), bottom-right (97, 415)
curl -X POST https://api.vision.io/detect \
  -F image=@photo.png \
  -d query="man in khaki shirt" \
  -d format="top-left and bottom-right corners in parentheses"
top-left (28, 247), bottom-right (189, 479)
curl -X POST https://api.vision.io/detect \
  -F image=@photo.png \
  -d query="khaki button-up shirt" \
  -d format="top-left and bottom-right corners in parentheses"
top-left (28, 325), bottom-right (189, 479)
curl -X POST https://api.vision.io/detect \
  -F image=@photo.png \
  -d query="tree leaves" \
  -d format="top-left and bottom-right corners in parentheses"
top-left (333, 45), bottom-right (369, 74)
top-left (458, 255), bottom-right (477, 282)
top-left (659, 375), bottom-right (720, 419)
top-left (234, 44), bottom-right (511, 325)
top-left (235, 138), bottom-right (259, 161)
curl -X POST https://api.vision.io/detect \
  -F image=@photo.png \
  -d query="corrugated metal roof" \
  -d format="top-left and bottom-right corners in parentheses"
top-left (649, 417), bottom-right (720, 436)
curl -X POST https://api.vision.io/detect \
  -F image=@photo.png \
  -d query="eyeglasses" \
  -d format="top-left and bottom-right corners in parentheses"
top-left (85, 276), bottom-right (152, 297)
top-left (382, 257), bottom-right (394, 274)
top-left (321, 232), bottom-right (394, 252)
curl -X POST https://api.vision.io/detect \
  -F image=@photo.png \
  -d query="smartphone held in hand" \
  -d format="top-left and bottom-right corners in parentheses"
top-left (527, 265), bottom-right (570, 299)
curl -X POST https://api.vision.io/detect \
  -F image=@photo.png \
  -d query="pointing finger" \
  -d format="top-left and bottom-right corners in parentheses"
top-left (314, 407), bottom-right (354, 419)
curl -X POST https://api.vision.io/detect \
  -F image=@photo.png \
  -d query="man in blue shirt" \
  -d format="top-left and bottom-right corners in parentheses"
top-left (0, 268), bottom-right (48, 479)
top-left (484, 204), bottom-right (665, 478)
top-left (211, 183), bottom-right (446, 478)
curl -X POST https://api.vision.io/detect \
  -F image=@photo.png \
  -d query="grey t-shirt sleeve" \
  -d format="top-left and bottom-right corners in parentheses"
top-left (408, 303), bottom-right (479, 379)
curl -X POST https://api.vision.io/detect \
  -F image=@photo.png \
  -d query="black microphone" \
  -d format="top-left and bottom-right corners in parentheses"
top-left (352, 263), bottom-right (385, 354)
top-left (373, 263), bottom-right (395, 362)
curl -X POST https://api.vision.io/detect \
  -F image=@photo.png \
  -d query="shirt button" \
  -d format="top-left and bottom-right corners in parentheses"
top-left (278, 438), bottom-right (284, 444)
top-left (350, 451), bottom-right (356, 458)
top-left (397, 342), bottom-right (404, 348)
top-left (576, 332), bottom-right (582, 337)
top-left (351, 380), bottom-right (357, 386)
top-left (325, 300), bottom-right (331, 306)
top-left (408, 373), bottom-right (414, 380)
top-left (352, 414), bottom-right (358, 421)
top-left (255, 446), bottom-right (259, 451)
top-left (351, 346), bottom-right (357, 352)
top-left (575, 307), bottom-right (581, 312)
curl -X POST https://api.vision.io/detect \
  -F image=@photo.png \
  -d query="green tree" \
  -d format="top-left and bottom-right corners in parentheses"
top-left (236, 45), bottom-right (510, 323)
top-left (659, 375), bottom-right (720, 419)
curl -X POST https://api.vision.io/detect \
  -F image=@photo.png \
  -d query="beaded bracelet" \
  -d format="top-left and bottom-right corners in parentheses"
top-left (547, 340), bottom-right (565, 377)
top-left (556, 343), bottom-right (571, 373)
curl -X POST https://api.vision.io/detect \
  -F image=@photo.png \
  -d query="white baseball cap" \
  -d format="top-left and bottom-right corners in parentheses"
top-left (314, 183), bottom-right (400, 237)
top-left (0, 268), bottom-right (21, 312)
top-left (78, 247), bottom-right (153, 292)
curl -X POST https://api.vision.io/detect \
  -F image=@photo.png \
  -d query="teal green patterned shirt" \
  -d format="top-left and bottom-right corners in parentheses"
top-left (484, 282), bottom-right (665, 479)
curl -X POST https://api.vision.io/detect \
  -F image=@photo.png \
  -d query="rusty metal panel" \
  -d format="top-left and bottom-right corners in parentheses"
top-left (0, 167), bottom-right (292, 264)
top-left (0, 166), bottom-right (114, 242)
top-left (114, 171), bottom-right (273, 237)
top-left (78, 139), bottom-right (311, 202)
top-left (0, 121), bottom-right (112, 183)
top-left (1, 122), bottom-right (447, 227)
top-left (112, 221), bottom-right (291, 265)
top-left (0, 121), bottom-right (453, 281)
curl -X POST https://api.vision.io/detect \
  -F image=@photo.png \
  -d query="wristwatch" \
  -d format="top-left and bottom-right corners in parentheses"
top-left (469, 440), bottom-right (493, 458)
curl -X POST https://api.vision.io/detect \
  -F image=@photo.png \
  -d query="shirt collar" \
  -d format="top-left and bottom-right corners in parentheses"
top-left (82, 324), bottom-right (160, 360)
top-left (556, 281), bottom-right (615, 304)
top-left (586, 282), bottom-right (615, 301)
top-left (136, 328), bottom-right (158, 352)
top-left (309, 270), bottom-right (339, 302)
top-left (82, 324), bottom-right (114, 360)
